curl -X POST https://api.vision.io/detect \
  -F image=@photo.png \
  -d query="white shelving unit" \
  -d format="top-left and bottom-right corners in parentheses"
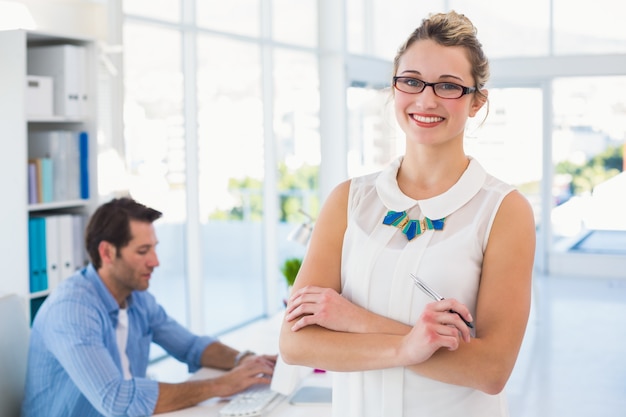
top-left (0, 29), bottom-right (98, 322)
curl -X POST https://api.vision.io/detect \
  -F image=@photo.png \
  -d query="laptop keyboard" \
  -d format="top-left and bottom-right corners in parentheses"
top-left (219, 384), bottom-right (283, 416)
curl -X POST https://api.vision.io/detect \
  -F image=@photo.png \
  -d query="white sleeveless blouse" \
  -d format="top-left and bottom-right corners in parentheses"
top-left (333, 156), bottom-right (513, 417)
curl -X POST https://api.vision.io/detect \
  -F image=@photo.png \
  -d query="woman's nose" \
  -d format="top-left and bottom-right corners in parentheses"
top-left (414, 86), bottom-right (439, 108)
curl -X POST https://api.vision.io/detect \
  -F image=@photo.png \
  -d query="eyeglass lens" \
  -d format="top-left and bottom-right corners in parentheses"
top-left (394, 77), bottom-right (467, 99)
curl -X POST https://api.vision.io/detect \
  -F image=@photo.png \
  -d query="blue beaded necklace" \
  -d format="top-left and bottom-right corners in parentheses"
top-left (382, 210), bottom-right (445, 241)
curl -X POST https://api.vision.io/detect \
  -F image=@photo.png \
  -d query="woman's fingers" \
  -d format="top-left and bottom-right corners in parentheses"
top-left (427, 300), bottom-right (473, 342)
top-left (285, 286), bottom-right (365, 333)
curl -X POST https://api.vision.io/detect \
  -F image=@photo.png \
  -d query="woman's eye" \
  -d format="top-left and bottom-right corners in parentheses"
top-left (439, 83), bottom-right (461, 91)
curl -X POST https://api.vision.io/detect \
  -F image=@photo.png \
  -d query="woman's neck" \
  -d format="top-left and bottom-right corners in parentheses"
top-left (397, 148), bottom-right (469, 200)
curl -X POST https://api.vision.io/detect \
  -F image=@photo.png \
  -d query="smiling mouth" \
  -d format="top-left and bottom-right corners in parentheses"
top-left (411, 114), bottom-right (444, 123)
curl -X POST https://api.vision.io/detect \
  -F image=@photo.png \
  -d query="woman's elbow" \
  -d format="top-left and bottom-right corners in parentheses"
top-left (480, 377), bottom-right (507, 396)
top-left (278, 328), bottom-right (302, 365)
top-left (278, 323), bottom-right (323, 368)
top-left (476, 364), bottom-right (513, 395)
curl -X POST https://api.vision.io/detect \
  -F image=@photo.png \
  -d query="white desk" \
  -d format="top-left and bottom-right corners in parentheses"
top-left (156, 314), bottom-right (332, 417)
top-left (157, 368), bottom-right (331, 417)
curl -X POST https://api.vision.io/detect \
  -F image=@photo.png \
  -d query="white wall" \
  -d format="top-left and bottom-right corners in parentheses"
top-left (7, 0), bottom-right (107, 40)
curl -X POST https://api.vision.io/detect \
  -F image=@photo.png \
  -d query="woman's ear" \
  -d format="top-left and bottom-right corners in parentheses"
top-left (469, 89), bottom-right (488, 117)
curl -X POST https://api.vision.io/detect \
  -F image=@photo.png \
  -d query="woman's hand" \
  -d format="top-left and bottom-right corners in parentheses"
top-left (400, 299), bottom-right (473, 365)
top-left (285, 285), bottom-right (369, 333)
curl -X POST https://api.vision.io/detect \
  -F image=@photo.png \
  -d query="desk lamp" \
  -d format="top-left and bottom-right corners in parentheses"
top-left (287, 209), bottom-right (314, 246)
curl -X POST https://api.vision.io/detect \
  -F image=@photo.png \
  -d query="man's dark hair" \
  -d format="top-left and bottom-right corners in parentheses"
top-left (85, 197), bottom-right (162, 269)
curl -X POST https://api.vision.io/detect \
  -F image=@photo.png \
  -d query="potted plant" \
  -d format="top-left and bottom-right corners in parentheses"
top-left (280, 257), bottom-right (302, 288)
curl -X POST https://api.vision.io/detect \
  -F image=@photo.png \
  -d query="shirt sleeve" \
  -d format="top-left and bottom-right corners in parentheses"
top-left (141, 293), bottom-right (217, 373)
top-left (43, 298), bottom-right (159, 417)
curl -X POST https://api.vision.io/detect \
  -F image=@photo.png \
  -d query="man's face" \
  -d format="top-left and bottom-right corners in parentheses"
top-left (108, 220), bottom-right (160, 295)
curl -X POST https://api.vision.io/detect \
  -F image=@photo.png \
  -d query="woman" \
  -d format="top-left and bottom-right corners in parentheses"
top-left (279, 10), bottom-right (535, 417)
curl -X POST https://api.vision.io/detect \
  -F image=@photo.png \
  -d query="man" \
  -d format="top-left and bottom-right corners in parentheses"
top-left (22, 197), bottom-right (276, 417)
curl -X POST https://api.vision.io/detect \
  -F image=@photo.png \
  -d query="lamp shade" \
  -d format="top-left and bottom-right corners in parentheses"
top-left (287, 222), bottom-right (313, 246)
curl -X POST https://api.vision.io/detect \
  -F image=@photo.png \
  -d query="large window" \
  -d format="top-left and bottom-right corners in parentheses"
top-left (123, 0), bottom-right (180, 23)
top-left (196, 0), bottom-right (260, 37)
top-left (196, 35), bottom-right (265, 334)
top-left (347, 0), bottom-right (626, 59)
top-left (123, 22), bottom-right (187, 326)
top-left (272, 0), bottom-right (317, 48)
top-left (449, 0), bottom-right (550, 57)
top-left (551, 77), bottom-right (626, 252)
top-left (123, 21), bottom-right (187, 358)
top-left (123, 0), bottom-right (320, 341)
top-left (553, 0), bottom-right (626, 54)
top-left (465, 87), bottom-right (544, 229)
top-left (346, 85), bottom-right (402, 177)
top-left (273, 48), bottom-right (320, 299)
top-left (347, 0), bottom-right (442, 60)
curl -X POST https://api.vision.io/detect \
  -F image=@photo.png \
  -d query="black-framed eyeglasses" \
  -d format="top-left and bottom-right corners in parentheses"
top-left (393, 76), bottom-right (476, 99)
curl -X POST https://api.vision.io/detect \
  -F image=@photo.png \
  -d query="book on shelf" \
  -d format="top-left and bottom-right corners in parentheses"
top-left (27, 162), bottom-right (37, 204)
top-left (79, 131), bottom-right (89, 199)
top-left (28, 157), bottom-right (55, 204)
top-left (28, 159), bottom-right (42, 204)
top-left (28, 130), bottom-right (89, 204)
top-left (58, 214), bottom-right (77, 279)
top-left (28, 217), bottom-right (48, 293)
top-left (28, 214), bottom-right (89, 294)
top-left (40, 158), bottom-right (53, 203)
top-left (71, 214), bottom-right (88, 272)
top-left (44, 216), bottom-right (62, 289)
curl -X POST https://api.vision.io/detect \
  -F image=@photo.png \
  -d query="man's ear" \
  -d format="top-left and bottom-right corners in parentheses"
top-left (98, 241), bottom-right (116, 265)
top-left (469, 89), bottom-right (488, 117)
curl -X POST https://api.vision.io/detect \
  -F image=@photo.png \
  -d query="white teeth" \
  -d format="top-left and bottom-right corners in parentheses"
top-left (412, 115), bottom-right (443, 123)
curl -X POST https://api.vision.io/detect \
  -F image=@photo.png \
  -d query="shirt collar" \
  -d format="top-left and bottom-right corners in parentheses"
top-left (375, 156), bottom-right (486, 219)
top-left (84, 263), bottom-right (134, 316)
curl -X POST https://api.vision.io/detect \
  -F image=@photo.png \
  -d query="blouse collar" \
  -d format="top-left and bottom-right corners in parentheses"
top-left (375, 156), bottom-right (486, 219)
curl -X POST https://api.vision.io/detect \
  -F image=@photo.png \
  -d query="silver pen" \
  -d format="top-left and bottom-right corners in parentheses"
top-left (409, 273), bottom-right (474, 329)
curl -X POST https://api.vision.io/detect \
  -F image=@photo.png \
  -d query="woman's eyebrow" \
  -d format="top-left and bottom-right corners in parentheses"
top-left (399, 70), bottom-right (421, 77)
top-left (439, 73), bottom-right (465, 82)
top-left (399, 69), bottom-right (465, 82)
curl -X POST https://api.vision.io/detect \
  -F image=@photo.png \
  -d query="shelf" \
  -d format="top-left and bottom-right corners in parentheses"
top-left (27, 116), bottom-right (86, 124)
top-left (28, 290), bottom-right (50, 300)
top-left (28, 199), bottom-right (90, 212)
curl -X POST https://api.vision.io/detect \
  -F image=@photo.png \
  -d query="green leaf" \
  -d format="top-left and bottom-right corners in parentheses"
top-left (280, 257), bottom-right (303, 287)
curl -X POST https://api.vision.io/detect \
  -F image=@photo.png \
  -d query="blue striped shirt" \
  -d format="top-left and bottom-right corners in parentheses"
top-left (22, 264), bottom-right (216, 417)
